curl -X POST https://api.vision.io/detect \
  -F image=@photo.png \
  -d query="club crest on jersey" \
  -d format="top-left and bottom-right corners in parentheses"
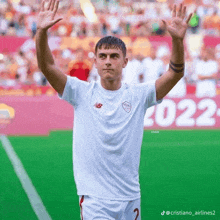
top-left (122, 101), bottom-right (131, 113)
top-left (94, 102), bottom-right (103, 108)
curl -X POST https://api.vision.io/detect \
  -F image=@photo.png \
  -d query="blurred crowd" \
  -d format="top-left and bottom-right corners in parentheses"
top-left (0, 0), bottom-right (219, 38)
top-left (0, 42), bottom-right (220, 97)
top-left (88, 45), bottom-right (220, 97)
top-left (0, 0), bottom-right (220, 97)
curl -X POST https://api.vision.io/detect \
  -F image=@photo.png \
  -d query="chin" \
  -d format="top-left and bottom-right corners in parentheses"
top-left (101, 75), bottom-right (114, 81)
top-left (102, 72), bottom-right (113, 78)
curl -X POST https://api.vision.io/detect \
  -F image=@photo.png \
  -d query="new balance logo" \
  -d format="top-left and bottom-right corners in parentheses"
top-left (94, 103), bottom-right (103, 108)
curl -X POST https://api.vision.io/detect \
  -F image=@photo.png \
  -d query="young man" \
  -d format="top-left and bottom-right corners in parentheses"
top-left (36, 1), bottom-right (193, 219)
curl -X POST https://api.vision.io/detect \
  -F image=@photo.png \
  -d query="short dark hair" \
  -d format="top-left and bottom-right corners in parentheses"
top-left (95, 36), bottom-right (127, 57)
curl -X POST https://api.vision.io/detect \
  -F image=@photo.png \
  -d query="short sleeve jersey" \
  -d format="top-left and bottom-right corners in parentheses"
top-left (58, 76), bottom-right (162, 201)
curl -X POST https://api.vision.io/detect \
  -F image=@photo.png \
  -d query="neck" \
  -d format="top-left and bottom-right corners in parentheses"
top-left (100, 78), bottom-right (122, 91)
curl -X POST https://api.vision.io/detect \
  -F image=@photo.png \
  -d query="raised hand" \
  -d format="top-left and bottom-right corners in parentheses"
top-left (37, 0), bottom-right (63, 31)
top-left (162, 4), bottom-right (193, 40)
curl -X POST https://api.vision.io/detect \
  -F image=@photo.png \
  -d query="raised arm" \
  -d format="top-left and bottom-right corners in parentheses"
top-left (36, 0), bottom-right (66, 96)
top-left (155, 4), bottom-right (193, 100)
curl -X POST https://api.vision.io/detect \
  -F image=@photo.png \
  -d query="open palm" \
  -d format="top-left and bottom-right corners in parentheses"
top-left (37, 0), bottom-right (63, 30)
top-left (162, 4), bottom-right (193, 40)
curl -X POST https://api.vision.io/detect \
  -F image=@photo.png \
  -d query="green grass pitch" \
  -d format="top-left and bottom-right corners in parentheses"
top-left (0, 130), bottom-right (219, 219)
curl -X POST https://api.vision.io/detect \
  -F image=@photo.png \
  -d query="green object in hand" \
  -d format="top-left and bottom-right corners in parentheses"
top-left (152, 22), bottom-right (159, 32)
top-left (189, 13), bottom-right (199, 27)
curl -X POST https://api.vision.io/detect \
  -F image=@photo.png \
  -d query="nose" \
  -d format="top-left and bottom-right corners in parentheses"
top-left (105, 56), bottom-right (111, 66)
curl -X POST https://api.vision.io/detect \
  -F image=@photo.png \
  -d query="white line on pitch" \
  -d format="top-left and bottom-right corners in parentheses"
top-left (0, 135), bottom-right (52, 220)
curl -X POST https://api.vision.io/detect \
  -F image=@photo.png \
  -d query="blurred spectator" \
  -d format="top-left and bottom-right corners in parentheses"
top-left (0, 12), bottom-right (8, 36)
top-left (100, 14), bottom-right (109, 36)
top-left (68, 47), bottom-right (92, 81)
top-left (8, 16), bottom-right (17, 36)
top-left (203, 9), bottom-right (220, 35)
top-left (26, 7), bottom-right (38, 38)
top-left (215, 44), bottom-right (220, 60)
top-left (163, 53), bottom-right (191, 98)
top-left (0, 57), bottom-right (6, 84)
top-left (14, 1), bottom-right (31, 15)
top-left (215, 45), bottom-right (220, 80)
top-left (26, 50), bottom-right (47, 86)
top-left (14, 50), bottom-right (29, 83)
top-left (194, 48), bottom-right (218, 97)
top-left (33, 70), bottom-right (47, 86)
top-left (88, 63), bottom-right (100, 82)
top-left (185, 51), bottom-right (195, 83)
top-left (17, 14), bottom-right (28, 36)
top-left (107, 12), bottom-right (122, 35)
top-left (142, 47), bottom-right (164, 83)
top-left (122, 48), bottom-right (144, 84)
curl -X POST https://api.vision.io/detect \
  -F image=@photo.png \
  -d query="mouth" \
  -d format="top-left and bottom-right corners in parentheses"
top-left (103, 69), bottom-right (113, 70)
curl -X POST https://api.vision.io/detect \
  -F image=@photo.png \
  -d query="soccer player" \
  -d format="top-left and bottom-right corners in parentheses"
top-left (36, 1), bottom-right (193, 219)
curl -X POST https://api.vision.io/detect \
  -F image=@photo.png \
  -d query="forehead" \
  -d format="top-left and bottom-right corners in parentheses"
top-left (96, 46), bottom-right (123, 56)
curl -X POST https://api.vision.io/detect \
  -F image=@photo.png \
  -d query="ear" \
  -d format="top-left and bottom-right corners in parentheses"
top-left (123, 57), bottom-right (128, 68)
top-left (94, 57), bottom-right (97, 68)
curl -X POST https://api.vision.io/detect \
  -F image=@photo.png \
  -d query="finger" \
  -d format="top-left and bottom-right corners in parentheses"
top-left (55, 18), bottom-right (63, 24)
top-left (41, 0), bottom-right (45, 12)
top-left (48, 18), bottom-right (63, 28)
top-left (52, 18), bottom-right (63, 26)
top-left (53, 0), bottom-right (60, 15)
top-left (186, 12), bottom-right (193, 24)
top-left (172, 4), bottom-right (176, 17)
top-left (162, 19), bottom-right (167, 28)
top-left (177, 3), bottom-right (182, 17)
top-left (47, 0), bottom-right (52, 10)
top-left (50, 0), bottom-right (56, 11)
top-left (182, 6), bottom-right (186, 19)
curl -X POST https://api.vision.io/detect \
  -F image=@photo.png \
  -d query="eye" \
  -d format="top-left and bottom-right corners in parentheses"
top-left (99, 54), bottom-right (106, 59)
top-left (111, 54), bottom-right (118, 59)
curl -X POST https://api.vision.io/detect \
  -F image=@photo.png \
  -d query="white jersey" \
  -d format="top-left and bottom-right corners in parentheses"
top-left (58, 76), bottom-right (162, 201)
top-left (122, 59), bottom-right (144, 84)
top-left (195, 59), bottom-right (218, 97)
top-left (142, 57), bottom-right (164, 82)
top-left (87, 64), bottom-right (101, 82)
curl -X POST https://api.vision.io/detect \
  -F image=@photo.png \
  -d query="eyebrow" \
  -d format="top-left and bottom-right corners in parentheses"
top-left (98, 53), bottom-right (120, 57)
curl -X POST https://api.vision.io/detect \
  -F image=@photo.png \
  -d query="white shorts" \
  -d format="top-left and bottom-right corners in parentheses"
top-left (79, 195), bottom-right (141, 220)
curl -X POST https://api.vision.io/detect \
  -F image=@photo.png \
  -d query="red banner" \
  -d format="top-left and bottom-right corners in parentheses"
top-left (0, 95), bottom-right (220, 136)
top-left (0, 36), bottom-right (29, 53)
top-left (203, 36), bottom-right (220, 47)
top-left (0, 95), bottom-right (73, 136)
